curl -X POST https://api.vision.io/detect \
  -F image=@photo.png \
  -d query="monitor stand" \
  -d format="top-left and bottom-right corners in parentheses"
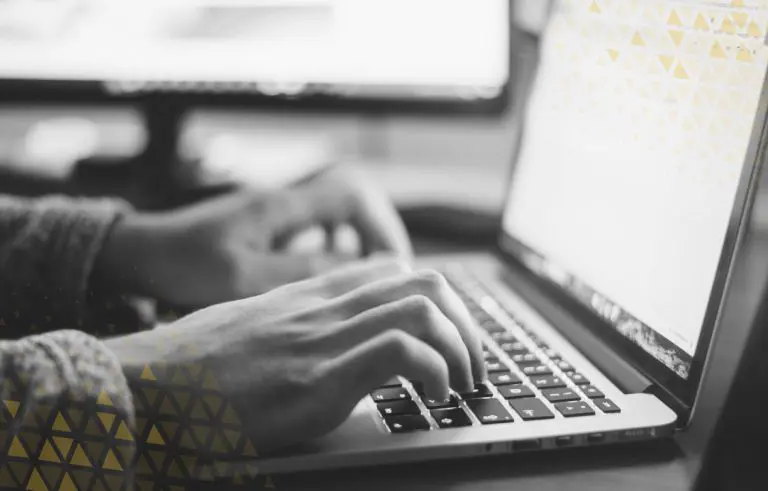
top-left (70, 99), bottom-right (234, 210)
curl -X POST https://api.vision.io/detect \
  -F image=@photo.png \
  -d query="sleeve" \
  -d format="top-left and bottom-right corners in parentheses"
top-left (0, 194), bottom-right (152, 339)
top-left (0, 330), bottom-right (136, 490)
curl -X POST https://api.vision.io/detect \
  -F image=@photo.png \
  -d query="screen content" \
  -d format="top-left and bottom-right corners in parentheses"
top-left (503, 0), bottom-right (768, 378)
top-left (0, 0), bottom-right (509, 99)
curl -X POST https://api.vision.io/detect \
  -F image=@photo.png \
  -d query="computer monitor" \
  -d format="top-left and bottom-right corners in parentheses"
top-left (0, 0), bottom-right (511, 111)
top-left (0, 0), bottom-right (513, 207)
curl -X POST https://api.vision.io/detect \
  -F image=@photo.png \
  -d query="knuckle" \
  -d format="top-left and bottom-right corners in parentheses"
top-left (382, 330), bottom-right (416, 360)
top-left (414, 269), bottom-right (449, 293)
top-left (405, 294), bottom-right (437, 321)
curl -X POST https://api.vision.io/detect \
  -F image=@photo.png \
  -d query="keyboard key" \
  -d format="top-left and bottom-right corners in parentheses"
top-left (511, 353), bottom-right (542, 366)
top-left (466, 399), bottom-right (514, 425)
top-left (371, 387), bottom-right (410, 402)
top-left (385, 415), bottom-right (431, 433)
top-left (542, 389), bottom-right (581, 403)
top-left (530, 375), bottom-right (566, 389)
top-left (378, 401), bottom-right (420, 416)
top-left (431, 408), bottom-right (473, 428)
top-left (491, 332), bottom-right (517, 343)
top-left (569, 373), bottom-right (590, 385)
top-left (555, 361), bottom-right (573, 372)
top-left (489, 372), bottom-right (522, 386)
top-left (544, 348), bottom-right (561, 360)
top-left (501, 342), bottom-right (529, 354)
top-left (380, 378), bottom-right (402, 388)
top-left (583, 386), bottom-right (605, 399)
top-left (423, 395), bottom-right (459, 409)
top-left (486, 361), bottom-right (508, 373)
top-left (459, 383), bottom-right (495, 400)
top-left (522, 364), bottom-right (553, 376)
top-left (498, 385), bottom-right (535, 399)
top-left (483, 352), bottom-right (500, 363)
top-left (595, 399), bottom-right (621, 414)
top-left (508, 399), bottom-right (555, 420)
top-left (555, 401), bottom-right (595, 417)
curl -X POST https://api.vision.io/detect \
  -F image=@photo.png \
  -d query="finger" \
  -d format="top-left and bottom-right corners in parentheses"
top-left (328, 329), bottom-right (450, 402)
top-left (334, 270), bottom-right (486, 383)
top-left (347, 185), bottom-right (413, 259)
top-left (325, 295), bottom-right (474, 393)
top-left (285, 165), bottom-right (413, 259)
top-left (298, 255), bottom-right (412, 297)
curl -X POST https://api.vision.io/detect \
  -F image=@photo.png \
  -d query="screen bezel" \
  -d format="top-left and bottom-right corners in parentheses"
top-left (495, 38), bottom-right (768, 417)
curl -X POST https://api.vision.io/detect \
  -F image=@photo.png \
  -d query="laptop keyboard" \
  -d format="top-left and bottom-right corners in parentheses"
top-left (370, 268), bottom-right (622, 433)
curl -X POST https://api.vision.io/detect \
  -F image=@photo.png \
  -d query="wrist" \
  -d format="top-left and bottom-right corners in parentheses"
top-left (93, 211), bottom-right (169, 298)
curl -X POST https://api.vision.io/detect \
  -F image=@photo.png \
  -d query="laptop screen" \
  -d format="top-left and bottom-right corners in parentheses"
top-left (501, 0), bottom-right (768, 380)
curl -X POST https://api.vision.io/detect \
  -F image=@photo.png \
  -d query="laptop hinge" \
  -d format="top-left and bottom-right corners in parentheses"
top-left (492, 261), bottom-right (655, 395)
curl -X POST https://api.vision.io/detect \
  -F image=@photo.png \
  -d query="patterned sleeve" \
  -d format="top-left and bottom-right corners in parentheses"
top-left (0, 330), bottom-right (136, 490)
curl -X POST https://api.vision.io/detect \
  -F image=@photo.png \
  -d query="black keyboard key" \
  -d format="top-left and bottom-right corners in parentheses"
top-left (555, 401), bottom-right (595, 417)
top-left (530, 375), bottom-right (566, 389)
top-left (431, 408), bottom-right (473, 428)
top-left (486, 361), bottom-right (508, 373)
top-left (489, 372), bottom-right (522, 386)
top-left (542, 389), bottom-right (581, 403)
top-left (508, 399), bottom-right (555, 420)
top-left (385, 415), bottom-right (431, 433)
top-left (491, 332), bottom-right (517, 343)
top-left (501, 342), bottom-right (529, 354)
top-left (378, 400), bottom-right (420, 416)
top-left (583, 386), bottom-right (605, 399)
top-left (511, 353), bottom-right (542, 366)
top-left (466, 399), bottom-right (514, 425)
top-left (555, 361), bottom-right (574, 372)
top-left (459, 383), bottom-right (495, 400)
top-left (423, 395), bottom-right (459, 409)
top-left (371, 387), bottom-right (410, 402)
top-left (522, 364), bottom-right (553, 376)
top-left (498, 385), bottom-right (535, 399)
top-left (569, 373), bottom-right (590, 385)
top-left (595, 398), bottom-right (621, 414)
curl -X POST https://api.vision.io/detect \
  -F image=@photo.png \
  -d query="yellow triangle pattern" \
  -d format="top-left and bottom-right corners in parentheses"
top-left (115, 421), bottom-right (134, 441)
top-left (140, 365), bottom-right (156, 381)
top-left (53, 437), bottom-right (73, 459)
top-left (69, 444), bottom-right (92, 468)
top-left (97, 412), bottom-right (115, 433)
top-left (52, 413), bottom-right (70, 432)
top-left (711, 41), bottom-right (727, 59)
top-left (589, 0), bottom-right (600, 13)
top-left (658, 55), bottom-right (675, 71)
top-left (102, 449), bottom-right (123, 471)
top-left (39, 440), bottom-right (61, 463)
top-left (146, 425), bottom-right (165, 445)
top-left (693, 13), bottom-right (709, 31)
top-left (9, 436), bottom-right (28, 458)
top-left (4, 400), bottom-right (20, 417)
top-left (667, 10), bottom-right (683, 27)
top-left (59, 473), bottom-right (77, 491)
top-left (26, 468), bottom-right (48, 491)
top-left (631, 31), bottom-right (645, 46)
top-left (674, 63), bottom-right (689, 80)
top-left (97, 391), bottom-right (113, 407)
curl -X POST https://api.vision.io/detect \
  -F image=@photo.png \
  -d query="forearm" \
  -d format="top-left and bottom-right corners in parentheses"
top-left (0, 194), bottom-right (153, 336)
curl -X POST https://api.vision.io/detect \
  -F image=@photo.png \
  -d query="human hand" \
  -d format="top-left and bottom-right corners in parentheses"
top-left (96, 164), bottom-right (412, 308)
top-left (105, 258), bottom-right (486, 453)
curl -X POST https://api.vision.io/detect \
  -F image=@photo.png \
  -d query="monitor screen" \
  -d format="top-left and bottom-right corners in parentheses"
top-left (0, 0), bottom-right (510, 101)
top-left (502, 0), bottom-right (768, 379)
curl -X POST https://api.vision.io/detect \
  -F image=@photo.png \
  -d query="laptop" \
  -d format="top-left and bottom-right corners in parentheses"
top-left (256, 0), bottom-right (768, 473)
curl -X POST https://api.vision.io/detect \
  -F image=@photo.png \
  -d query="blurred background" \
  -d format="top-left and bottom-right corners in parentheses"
top-left (0, 0), bottom-right (552, 231)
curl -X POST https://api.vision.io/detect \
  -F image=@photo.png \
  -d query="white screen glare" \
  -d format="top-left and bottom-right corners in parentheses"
top-left (0, 0), bottom-right (509, 93)
top-left (503, 0), bottom-right (768, 375)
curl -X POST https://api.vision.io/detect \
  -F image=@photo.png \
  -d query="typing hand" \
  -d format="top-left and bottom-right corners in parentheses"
top-left (106, 258), bottom-right (486, 453)
top-left (96, 163), bottom-right (412, 309)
